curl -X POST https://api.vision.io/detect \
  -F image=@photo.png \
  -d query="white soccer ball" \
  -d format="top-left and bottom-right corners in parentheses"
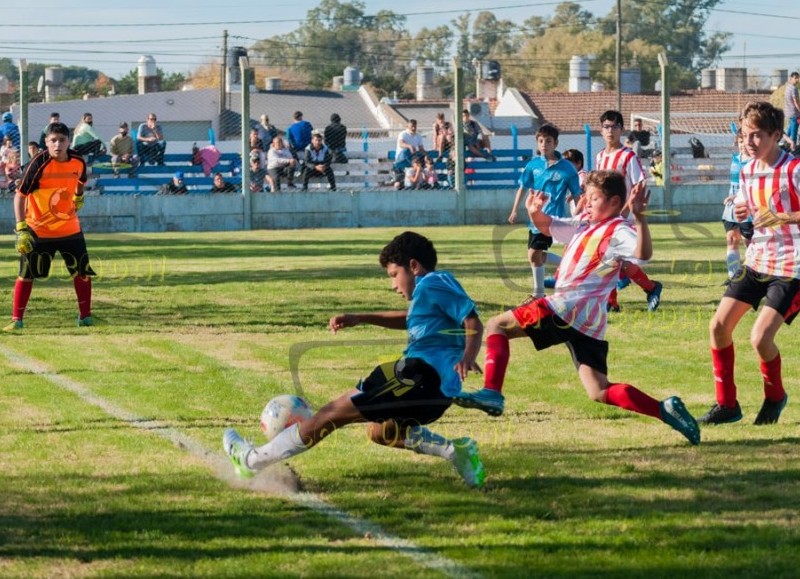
top-left (259, 394), bottom-right (314, 441)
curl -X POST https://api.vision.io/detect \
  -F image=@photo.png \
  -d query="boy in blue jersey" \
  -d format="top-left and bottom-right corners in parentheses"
top-left (223, 231), bottom-right (487, 488)
top-left (508, 124), bottom-right (581, 297)
top-left (722, 129), bottom-right (753, 283)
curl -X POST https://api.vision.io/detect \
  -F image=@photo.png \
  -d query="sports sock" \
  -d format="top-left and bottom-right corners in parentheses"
top-left (248, 423), bottom-right (308, 470)
top-left (532, 264), bottom-right (545, 297)
top-left (711, 344), bottom-right (737, 407)
top-left (760, 354), bottom-right (786, 402)
top-left (73, 275), bottom-right (92, 319)
top-left (484, 333), bottom-right (510, 393)
top-left (404, 425), bottom-right (453, 459)
top-left (607, 288), bottom-right (619, 309)
top-left (624, 263), bottom-right (656, 293)
top-left (604, 383), bottom-right (661, 418)
top-left (545, 252), bottom-right (561, 266)
top-left (726, 249), bottom-right (741, 278)
top-left (12, 279), bottom-right (33, 321)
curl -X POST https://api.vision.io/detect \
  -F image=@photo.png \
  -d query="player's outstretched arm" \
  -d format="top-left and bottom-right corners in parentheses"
top-left (454, 313), bottom-right (483, 381)
top-left (525, 190), bottom-right (552, 235)
top-left (628, 184), bottom-right (653, 261)
top-left (328, 311), bottom-right (407, 334)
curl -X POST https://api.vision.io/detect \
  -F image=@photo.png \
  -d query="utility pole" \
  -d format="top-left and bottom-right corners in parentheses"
top-left (220, 30), bottom-right (228, 116)
top-left (616, 0), bottom-right (622, 112)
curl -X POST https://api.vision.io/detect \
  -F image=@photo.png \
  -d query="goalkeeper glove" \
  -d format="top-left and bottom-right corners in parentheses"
top-left (74, 193), bottom-right (85, 212)
top-left (14, 221), bottom-right (33, 255)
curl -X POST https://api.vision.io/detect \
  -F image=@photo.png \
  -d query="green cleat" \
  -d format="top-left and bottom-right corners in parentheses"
top-left (451, 437), bottom-right (486, 489)
top-left (452, 388), bottom-right (505, 417)
top-left (2, 319), bottom-right (23, 332)
top-left (222, 428), bottom-right (255, 478)
top-left (660, 396), bottom-right (700, 445)
top-left (77, 316), bottom-right (94, 327)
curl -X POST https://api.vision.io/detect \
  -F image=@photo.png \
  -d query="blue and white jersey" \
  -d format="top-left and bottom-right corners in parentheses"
top-left (404, 270), bottom-right (477, 397)
top-left (518, 153), bottom-right (581, 234)
top-left (723, 152), bottom-right (752, 223)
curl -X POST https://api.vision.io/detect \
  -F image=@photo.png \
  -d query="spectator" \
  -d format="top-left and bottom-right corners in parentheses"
top-left (25, 141), bottom-right (41, 167)
top-left (423, 156), bottom-right (440, 189)
top-left (249, 128), bottom-right (264, 157)
top-left (785, 72), bottom-right (800, 153)
top-left (324, 113), bottom-right (348, 163)
top-left (0, 112), bottom-right (21, 152)
top-left (249, 151), bottom-right (268, 192)
top-left (0, 135), bottom-right (14, 168)
top-left (137, 113), bottom-right (166, 165)
top-left (628, 118), bottom-right (653, 158)
top-left (211, 172), bottom-right (237, 193)
top-left (649, 150), bottom-right (664, 186)
top-left (71, 112), bottom-right (106, 160)
top-left (161, 171), bottom-right (188, 195)
top-left (286, 110), bottom-right (313, 160)
top-left (432, 112), bottom-right (454, 160)
top-left (266, 135), bottom-right (297, 191)
top-left (109, 122), bottom-right (137, 175)
top-left (401, 155), bottom-right (425, 190)
top-left (39, 112), bottom-right (59, 149)
top-left (393, 119), bottom-right (425, 186)
top-left (191, 142), bottom-right (222, 177)
top-left (462, 109), bottom-right (495, 161)
top-left (4, 148), bottom-right (20, 192)
top-left (257, 114), bottom-right (278, 153)
top-left (303, 130), bottom-right (336, 191)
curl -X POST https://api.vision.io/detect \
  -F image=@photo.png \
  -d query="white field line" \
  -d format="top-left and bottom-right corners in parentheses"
top-left (0, 344), bottom-right (481, 579)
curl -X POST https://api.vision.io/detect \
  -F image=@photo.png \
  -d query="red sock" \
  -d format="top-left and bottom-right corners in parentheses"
top-left (607, 288), bottom-right (618, 309)
top-left (12, 279), bottom-right (33, 321)
top-left (604, 383), bottom-right (661, 418)
top-left (73, 275), bottom-right (92, 319)
top-left (625, 263), bottom-right (656, 293)
top-left (760, 355), bottom-right (785, 402)
top-left (711, 344), bottom-right (737, 407)
top-left (483, 333), bottom-right (510, 393)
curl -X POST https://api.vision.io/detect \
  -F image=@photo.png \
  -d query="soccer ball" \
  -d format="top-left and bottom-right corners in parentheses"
top-left (259, 394), bottom-right (313, 441)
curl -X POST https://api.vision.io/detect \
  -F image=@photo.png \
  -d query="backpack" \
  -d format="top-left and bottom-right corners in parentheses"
top-left (689, 137), bottom-right (707, 159)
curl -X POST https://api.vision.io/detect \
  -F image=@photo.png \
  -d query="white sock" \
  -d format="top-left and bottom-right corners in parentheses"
top-left (726, 249), bottom-right (741, 278)
top-left (545, 252), bottom-right (561, 267)
top-left (404, 425), bottom-right (454, 460)
top-left (248, 423), bottom-right (308, 470)
top-left (531, 265), bottom-right (545, 297)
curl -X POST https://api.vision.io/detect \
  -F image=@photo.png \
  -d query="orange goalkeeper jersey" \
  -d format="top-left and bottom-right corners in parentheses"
top-left (18, 150), bottom-right (87, 238)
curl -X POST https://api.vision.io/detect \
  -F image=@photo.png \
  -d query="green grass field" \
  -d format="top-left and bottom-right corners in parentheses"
top-left (2, 223), bottom-right (800, 578)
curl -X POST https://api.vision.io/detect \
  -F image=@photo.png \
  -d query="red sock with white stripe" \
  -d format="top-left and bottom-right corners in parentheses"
top-left (483, 333), bottom-right (510, 393)
top-left (604, 383), bottom-right (661, 418)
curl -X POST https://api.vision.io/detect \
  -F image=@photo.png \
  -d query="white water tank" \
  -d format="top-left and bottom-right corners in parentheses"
top-left (772, 69), bottom-right (788, 90)
top-left (700, 68), bottom-right (716, 90)
top-left (716, 68), bottom-right (747, 92)
top-left (620, 66), bottom-right (641, 93)
top-left (343, 66), bottom-right (360, 88)
top-left (416, 66), bottom-right (439, 100)
top-left (591, 81), bottom-right (605, 92)
top-left (569, 56), bottom-right (591, 93)
top-left (265, 77), bottom-right (281, 91)
top-left (137, 55), bottom-right (156, 78)
top-left (45, 66), bottom-right (64, 86)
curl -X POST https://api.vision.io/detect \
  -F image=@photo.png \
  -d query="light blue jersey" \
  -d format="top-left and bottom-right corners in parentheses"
top-left (404, 270), bottom-right (477, 397)
top-left (518, 153), bottom-right (581, 234)
top-left (723, 152), bottom-right (752, 223)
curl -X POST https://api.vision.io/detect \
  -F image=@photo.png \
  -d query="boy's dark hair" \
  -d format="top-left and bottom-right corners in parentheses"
top-left (536, 123), bottom-right (559, 141)
top-left (740, 101), bottom-right (784, 135)
top-left (379, 231), bottom-right (437, 271)
top-left (585, 170), bottom-right (626, 205)
top-left (600, 110), bottom-right (624, 128)
top-left (563, 148), bottom-right (584, 168)
top-left (45, 122), bottom-right (70, 137)
top-left (293, 111), bottom-right (303, 120)
top-left (28, 140), bottom-right (39, 148)
top-left (791, 72), bottom-right (799, 80)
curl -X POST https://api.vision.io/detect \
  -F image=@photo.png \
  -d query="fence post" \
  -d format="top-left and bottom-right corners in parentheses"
top-left (240, 57), bottom-right (252, 231)
top-left (19, 60), bottom-right (29, 164)
top-left (584, 124), bottom-right (592, 170)
top-left (452, 57), bottom-right (466, 224)
top-left (362, 128), bottom-right (368, 190)
top-left (658, 52), bottom-right (671, 211)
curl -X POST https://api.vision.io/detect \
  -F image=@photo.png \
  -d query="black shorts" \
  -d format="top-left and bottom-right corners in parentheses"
top-left (722, 219), bottom-right (754, 239)
top-left (528, 231), bottom-right (554, 251)
top-left (512, 296), bottom-right (609, 374)
top-left (724, 267), bottom-right (800, 324)
top-left (19, 231), bottom-right (96, 280)
top-left (351, 357), bottom-right (451, 428)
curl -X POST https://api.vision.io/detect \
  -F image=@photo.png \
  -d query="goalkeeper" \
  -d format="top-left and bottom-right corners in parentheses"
top-left (4, 122), bottom-right (95, 331)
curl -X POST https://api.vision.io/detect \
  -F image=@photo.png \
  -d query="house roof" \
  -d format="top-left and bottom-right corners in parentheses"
top-left (519, 90), bottom-right (772, 133)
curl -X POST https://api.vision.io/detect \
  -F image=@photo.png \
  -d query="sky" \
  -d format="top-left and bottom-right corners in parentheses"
top-left (1, 0), bottom-right (798, 83)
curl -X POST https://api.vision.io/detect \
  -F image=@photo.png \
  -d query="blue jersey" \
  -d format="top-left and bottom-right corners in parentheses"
top-left (723, 152), bottom-right (752, 223)
top-left (518, 153), bottom-right (581, 234)
top-left (404, 270), bottom-right (477, 397)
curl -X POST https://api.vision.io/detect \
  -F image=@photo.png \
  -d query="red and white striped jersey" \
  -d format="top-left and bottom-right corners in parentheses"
top-left (546, 215), bottom-right (641, 340)
top-left (735, 150), bottom-right (800, 279)
top-left (595, 146), bottom-right (646, 193)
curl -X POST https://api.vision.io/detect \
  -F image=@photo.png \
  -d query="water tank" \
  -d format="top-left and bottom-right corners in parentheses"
top-left (45, 66), bottom-right (64, 86)
top-left (227, 46), bottom-right (248, 69)
top-left (620, 66), bottom-right (641, 93)
top-left (716, 67), bottom-right (747, 92)
top-left (481, 60), bottom-right (501, 81)
top-left (700, 68), bottom-right (716, 90)
top-left (343, 66), bottom-right (360, 87)
top-left (265, 77), bottom-right (281, 91)
top-left (569, 56), bottom-right (590, 93)
top-left (591, 81), bottom-right (605, 92)
top-left (332, 76), bottom-right (344, 90)
top-left (772, 69), bottom-right (789, 89)
top-left (417, 66), bottom-right (435, 86)
top-left (137, 55), bottom-right (156, 78)
top-left (416, 65), bottom-right (440, 100)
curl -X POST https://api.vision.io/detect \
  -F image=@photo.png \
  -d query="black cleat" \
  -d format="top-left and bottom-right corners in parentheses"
top-left (753, 394), bottom-right (788, 425)
top-left (698, 401), bottom-right (743, 425)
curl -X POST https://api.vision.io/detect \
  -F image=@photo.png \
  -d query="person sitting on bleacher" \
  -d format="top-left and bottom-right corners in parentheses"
top-left (71, 112), bottom-right (106, 162)
top-left (109, 122), bottom-right (138, 176)
top-left (161, 171), bottom-right (187, 195)
top-left (137, 113), bottom-right (166, 166)
top-left (287, 111), bottom-right (313, 160)
top-left (211, 172), bottom-right (237, 193)
top-left (266, 136), bottom-right (297, 192)
top-left (303, 130), bottom-right (336, 191)
top-left (432, 113), bottom-right (454, 160)
top-left (249, 151), bottom-right (267, 193)
top-left (324, 113), bottom-right (348, 164)
top-left (462, 109), bottom-right (495, 162)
